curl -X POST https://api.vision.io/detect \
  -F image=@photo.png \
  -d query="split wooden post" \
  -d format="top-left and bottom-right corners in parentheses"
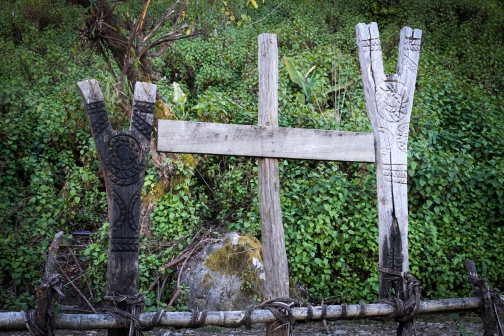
top-left (356, 23), bottom-right (422, 335)
top-left (258, 33), bottom-right (290, 336)
top-left (77, 80), bottom-right (156, 336)
top-left (25, 231), bottom-right (64, 335)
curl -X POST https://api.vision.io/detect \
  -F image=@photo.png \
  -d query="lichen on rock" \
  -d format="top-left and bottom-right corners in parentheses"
top-left (181, 232), bottom-right (265, 311)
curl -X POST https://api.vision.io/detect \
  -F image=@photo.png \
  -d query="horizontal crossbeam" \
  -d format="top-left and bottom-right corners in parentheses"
top-left (2, 296), bottom-right (499, 330)
top-left (157, 120), bottom-right (375, 162)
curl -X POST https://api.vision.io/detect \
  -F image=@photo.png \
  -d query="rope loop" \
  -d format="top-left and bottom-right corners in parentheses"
top-left (231, 297), bottom-right (298, 333)
top-left (188, 309), bottom-right (208, 328)
top-left (378, 272), bottom-right (422, 322)
top-left (103, 292), bottom-right (144, 336)
top-left (304, 303), bottom-right (313, 323)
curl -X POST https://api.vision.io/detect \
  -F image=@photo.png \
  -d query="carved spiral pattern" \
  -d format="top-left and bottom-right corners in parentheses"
top-left (376, 81), bottom-right (409, 123)
top-left (106, 134), bottom-right (146, 185)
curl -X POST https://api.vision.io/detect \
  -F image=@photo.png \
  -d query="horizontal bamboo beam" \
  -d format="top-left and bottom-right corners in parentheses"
top-left (157, 120), bottom-right (375, 162)
top-left (2, 296), bottom-right (501, 330)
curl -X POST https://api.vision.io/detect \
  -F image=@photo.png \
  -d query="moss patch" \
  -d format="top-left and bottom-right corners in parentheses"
top-left (201, 273), bottom-right (214, 291)
top-left (203, 235), bottom-right (264, 298)
top-left (204, 236), bottom-right (262, 275)
top-left (142, 179), bottom-right (171, 206)
top-left (155, 100), bottom-right (177, 120)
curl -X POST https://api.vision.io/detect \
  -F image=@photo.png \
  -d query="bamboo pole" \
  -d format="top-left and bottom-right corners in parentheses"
top-left (3, 297), bottom-right (502, 330)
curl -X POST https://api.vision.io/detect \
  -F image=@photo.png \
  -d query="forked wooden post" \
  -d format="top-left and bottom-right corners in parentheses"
top-left (356, 23), bottom-right (422, 335)
top-left (258, 33), bottom-right (290, 336)
top-left (77, 80), bottom-right (156, 336)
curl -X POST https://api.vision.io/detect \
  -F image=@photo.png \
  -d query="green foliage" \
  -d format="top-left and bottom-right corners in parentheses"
top-left (1, 0), bottom-right (504, 311)
top-left (449, 313), bottom-right (477, 336)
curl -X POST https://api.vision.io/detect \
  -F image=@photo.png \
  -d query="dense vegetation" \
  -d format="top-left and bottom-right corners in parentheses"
top-left (1, 0), bottom-right (503, 311)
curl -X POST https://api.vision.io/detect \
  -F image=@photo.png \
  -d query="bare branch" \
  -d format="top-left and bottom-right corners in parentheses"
top-left (98, 41), bottom-right (118, 80)
top-left (138, 30), bottom-right (199, 60)
top-left (143, 0), bottom-right (182, 42)
top-left (118, 0), bottom-right (151, 95)
top-left (150, 137), bottom-right (162, 168)
top-left (146, 43), bottom-right (171, 58)
top-left (115, 100), bottom-right (132, 118)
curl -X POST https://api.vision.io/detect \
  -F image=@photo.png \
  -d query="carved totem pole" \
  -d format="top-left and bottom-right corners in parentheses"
top-left (77, 80), bottom-right (156, 335)
top-left (356, 23), bottom-right (422, 335)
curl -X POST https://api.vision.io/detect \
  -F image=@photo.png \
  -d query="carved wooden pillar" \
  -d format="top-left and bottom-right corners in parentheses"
top-left (77, 80), bottom-right (156, 336)
top-left (356, 23), bottom-right (422, 335)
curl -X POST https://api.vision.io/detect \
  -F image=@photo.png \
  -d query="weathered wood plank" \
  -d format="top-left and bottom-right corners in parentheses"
top-left (356, 23), bottom-right (422, 336)
top-left (258, 33), bottom-right (289, 336)
top-left (77, 80), bottom-right (156, 336)
top-left (157, 120), bottom-right (375, 162)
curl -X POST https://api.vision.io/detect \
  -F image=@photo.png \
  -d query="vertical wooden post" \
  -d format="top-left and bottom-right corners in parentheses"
top-left (356, 23), bottom-right (422, 335)
top-left (465, 260), bottom-right (500, 335)
top-left (258, 33), bottom-right (290, 336)
top-left (77, 80), bottom-right (156, 336)
top-left (26, 232), bottom-right (64, 335)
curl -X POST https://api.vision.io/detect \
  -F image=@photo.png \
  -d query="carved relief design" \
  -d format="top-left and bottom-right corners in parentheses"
top-left (86, 101), bottom-right (109, 137)
top-left (111, 237), bottom-right (139, 252)
top-left (133, 101), bottom-right (155, 115)
top-left (404, 38), bottom-right (421, 51)
top-left (106, 134), bottom-right (146, 185)
top-left (86, 101), bottom-right (106, 115)
top-left (376, 81), bottom-right (409, 122)
top-left (132, 114), bottom-right (153, 141)
top-left (361, 38), bottom-right (381, 52)
top-left (396, 123), bottom-right (409, 152)
top-left (378, 127), bottom-right (394, 157)
top-left (131, 101), bottom-right (154, 140)
top-left (112, 191), bottom-right (126, 233)
top-left (127, 191), bottom-right (141, 232)
top-left (383, 164), bottom-right (407, 184)
top-left (404, 56), bottom-right (418, 73)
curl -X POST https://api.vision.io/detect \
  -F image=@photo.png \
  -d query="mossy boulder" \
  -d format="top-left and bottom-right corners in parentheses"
top-left (181, 232), bottom-right (265, 311)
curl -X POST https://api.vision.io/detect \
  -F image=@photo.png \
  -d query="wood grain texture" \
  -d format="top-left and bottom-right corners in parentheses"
top-left (77, 80), bottom-right (156, 336)
top-left (3, 296), bottom-right (500, 330)
top-left (33, 232), bottom-right (64, 333)
top-left (157, 120), bottom-right (375, 162)
top-left (356, 23), bottom-right (421, 336)
top-left (258, 33), bottom-right (289, 336)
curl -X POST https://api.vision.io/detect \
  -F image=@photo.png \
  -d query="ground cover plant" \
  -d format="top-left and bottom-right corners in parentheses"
top-left (0, 0), bottom-right (503, 311)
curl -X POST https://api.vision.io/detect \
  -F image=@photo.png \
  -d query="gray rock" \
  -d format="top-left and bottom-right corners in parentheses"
top-left (180, 233), bottom-right (265, 311)
top-left (332, 330), bottom-right (348, 335)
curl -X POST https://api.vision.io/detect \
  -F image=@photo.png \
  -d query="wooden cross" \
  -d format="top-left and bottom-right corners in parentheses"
top-left (157, 33), bottom-right (375, 336)
top-left (77, 79), bottom-right (156, 336)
